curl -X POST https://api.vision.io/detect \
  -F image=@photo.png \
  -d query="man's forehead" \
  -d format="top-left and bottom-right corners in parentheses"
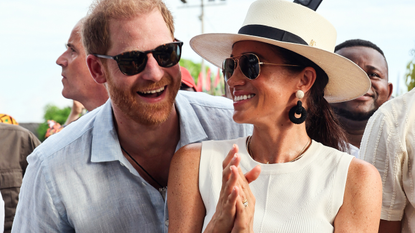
top-left (107, 10), bottom-right (172, 53)
top-left (338, 46), bottom-right (382, 59)
top-left (68, 26), bottom-right (82, 44)
top-left (338, 47), bottom-right (387, 68)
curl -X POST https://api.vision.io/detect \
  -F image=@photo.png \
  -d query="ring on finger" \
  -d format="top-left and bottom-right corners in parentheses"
top-left (242, 199), bottom-right (248, 208)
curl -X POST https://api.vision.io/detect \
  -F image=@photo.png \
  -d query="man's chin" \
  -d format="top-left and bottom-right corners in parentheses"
top-left (332, 106), bottom-right (377, 121)
top-left (61, 90), bottom-right (73, 100)
top-left (130, 103), bottom-right (173, 126)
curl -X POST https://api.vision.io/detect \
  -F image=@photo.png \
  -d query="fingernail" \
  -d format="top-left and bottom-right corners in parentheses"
top-left (233, 144), bottom-right (238, 150)
top-left (230, 165), bottom-right (236, 172)
top-left (231, 153), bottom-right (237, 162)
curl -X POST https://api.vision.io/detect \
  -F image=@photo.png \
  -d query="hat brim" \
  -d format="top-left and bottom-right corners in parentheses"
top-left (190, 33), bottom-right (371, 103)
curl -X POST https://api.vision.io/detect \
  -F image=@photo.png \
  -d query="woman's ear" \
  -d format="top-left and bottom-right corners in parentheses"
top-left (87, 54), bottom-right (107, 84)
top-left (297, 67), bottom-right (317, 93)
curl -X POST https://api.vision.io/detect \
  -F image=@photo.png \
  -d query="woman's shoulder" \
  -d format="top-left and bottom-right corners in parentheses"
top-left (334, 157), bottom-right (382, 231)
top-left (347, 158), bottom-right (382, 187)
top-left (345, 157), bottom-right (382, 211)
top-left (311, 140), bottom-right (354, 161)
top-left (173, 143), bottom-right (203, 163)
top-left (169, 143), bottom-right (204, 185)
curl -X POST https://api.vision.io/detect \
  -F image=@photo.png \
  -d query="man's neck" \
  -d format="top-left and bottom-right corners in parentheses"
top-left (114, 104), bottom-right (180, 189)
top-left (338, 116), bottom-right (368, 148)
top-left (82, 91), bottom-right (109, 111)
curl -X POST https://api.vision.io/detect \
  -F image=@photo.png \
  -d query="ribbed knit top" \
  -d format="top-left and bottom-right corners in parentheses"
top-left (199, 137), bottom-right (353, 233)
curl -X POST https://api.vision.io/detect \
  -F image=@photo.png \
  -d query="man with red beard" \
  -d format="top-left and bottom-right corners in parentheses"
top-left (330, 39), bottom-right (393, 157)
top-left (12, 0), bottom-right (252, 232)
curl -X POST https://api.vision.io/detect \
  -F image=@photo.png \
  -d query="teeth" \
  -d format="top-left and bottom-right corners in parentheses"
top-left (233, 94), bottom-right (255, 102)
top-left (142, 86), bottom-right (165, 94)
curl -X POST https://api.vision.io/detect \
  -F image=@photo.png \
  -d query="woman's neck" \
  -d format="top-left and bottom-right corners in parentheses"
top-left (248, 123), bottom-right (311, 164)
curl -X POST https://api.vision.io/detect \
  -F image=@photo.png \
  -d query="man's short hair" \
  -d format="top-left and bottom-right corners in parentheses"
top-left (335, 39), bottom-right (388, 73)
top-left (82, 0), bottom-right (174, 55)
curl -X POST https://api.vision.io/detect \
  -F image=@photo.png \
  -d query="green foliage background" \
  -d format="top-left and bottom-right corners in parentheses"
top-left (405, 49), bottom-right (415, 92)
top-left (37, 105), bottom-right (71, 141)
top-left (179, 59), bottom-right (202, 83)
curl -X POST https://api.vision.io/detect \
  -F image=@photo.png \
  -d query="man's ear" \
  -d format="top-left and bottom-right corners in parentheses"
top-left (87, 54), bottom-right (107, 84)
top-left (297, 67), bottom-right (317, 93)
top-left (387, 82), bottom-right (393, 100)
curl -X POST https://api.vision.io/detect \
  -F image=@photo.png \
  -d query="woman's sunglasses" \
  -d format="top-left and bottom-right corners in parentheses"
top-left (93, 40), bottom-right (183, 76)
top-left (222, 53), bottom-right (299, 82)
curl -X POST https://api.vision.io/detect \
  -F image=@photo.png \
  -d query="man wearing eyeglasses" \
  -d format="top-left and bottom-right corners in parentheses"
top-left (12, 0), bottom-right (251, 233)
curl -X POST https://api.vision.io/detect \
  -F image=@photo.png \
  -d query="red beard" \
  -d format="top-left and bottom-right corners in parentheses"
top-left (106, 70), bottom-right (180, 126)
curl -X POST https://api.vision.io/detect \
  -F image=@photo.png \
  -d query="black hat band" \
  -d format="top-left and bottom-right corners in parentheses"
top-left (238, 24), bottom-right (307, 45)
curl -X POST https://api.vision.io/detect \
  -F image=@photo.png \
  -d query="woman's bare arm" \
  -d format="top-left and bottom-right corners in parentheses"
top-left (168, 143), bottom-right (206, 233)
top-left (334, 158), bottom-right (382, 233)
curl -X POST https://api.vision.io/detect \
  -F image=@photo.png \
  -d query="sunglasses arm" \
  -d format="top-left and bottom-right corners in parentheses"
top-left (93, 54), bottom-right (116, 60)
top-left (259, 62), bottom-right (299, 67)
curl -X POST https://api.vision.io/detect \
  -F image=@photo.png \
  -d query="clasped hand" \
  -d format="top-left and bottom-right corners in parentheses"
top-left (205, 144), bottom-right (261, 233)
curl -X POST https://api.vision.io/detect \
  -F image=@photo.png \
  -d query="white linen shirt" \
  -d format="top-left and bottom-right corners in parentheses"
top-left (360, 89), bottom-right (415, 233)
top-left (12, 91), bottom-right (252, 233)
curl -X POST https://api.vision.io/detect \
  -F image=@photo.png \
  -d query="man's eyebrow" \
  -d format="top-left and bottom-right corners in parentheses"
top-left (366, 65), bottom-right (384, 74)
top-left (65, 43), bottom-right (75, 49)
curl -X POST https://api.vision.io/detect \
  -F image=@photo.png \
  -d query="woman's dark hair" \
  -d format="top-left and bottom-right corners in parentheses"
top-left (272, 46), bottom-right (348, 151)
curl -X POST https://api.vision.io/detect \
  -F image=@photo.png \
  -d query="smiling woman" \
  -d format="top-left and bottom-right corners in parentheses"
top-left (167, 0), bottom-right (382, 232)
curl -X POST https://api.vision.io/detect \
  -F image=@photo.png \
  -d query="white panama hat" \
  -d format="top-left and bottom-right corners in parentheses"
top-left (190, 0), bottom-right (370, 103)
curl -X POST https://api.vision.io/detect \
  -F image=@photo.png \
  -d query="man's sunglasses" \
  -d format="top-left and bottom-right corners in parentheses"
top-left (93, 40), bottom-right (183, 76)
top-left (222, 53), bottom-right (299, 82)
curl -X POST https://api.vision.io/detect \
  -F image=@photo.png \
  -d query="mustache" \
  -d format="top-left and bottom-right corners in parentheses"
top-left (133, 76), bottom-right (172, 93)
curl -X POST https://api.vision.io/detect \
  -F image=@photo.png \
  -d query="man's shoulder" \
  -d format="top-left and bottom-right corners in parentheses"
top-left (376, 89), bottom-right (415, 119)
top-left (32, 107), bottom-right (101, 162)
top-left (175, 91), bottom-right (252, 143)
top-left (0, 123), bottom-right (34, 135)
top-left (176, 91), bottom-right (234, 110)
top-left (0, 123), bottom-right (40, 145)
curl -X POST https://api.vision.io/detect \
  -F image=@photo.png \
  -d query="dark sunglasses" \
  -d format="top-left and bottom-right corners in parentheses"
top-left (222, 53), bottom-right (299, 82)
top-left (93, 40), bottom-right (183, 76)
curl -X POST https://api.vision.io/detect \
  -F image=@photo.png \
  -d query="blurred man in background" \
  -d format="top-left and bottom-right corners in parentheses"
top-left (0, 116), bottom-right (40, 233)
top-left (330, 39), bottom-right (392, 157)
top-left (56, 18), bottom-right (109, 116)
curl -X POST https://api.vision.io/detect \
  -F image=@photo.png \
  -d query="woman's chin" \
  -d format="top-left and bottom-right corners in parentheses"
top-left (232, 112), bottom-right (250, 124)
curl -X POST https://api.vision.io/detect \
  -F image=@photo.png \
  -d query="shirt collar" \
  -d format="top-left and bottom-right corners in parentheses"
top-left (90, 92), bottom-right (210, 162)
top-left (90, 99), bottom-right (124, 163)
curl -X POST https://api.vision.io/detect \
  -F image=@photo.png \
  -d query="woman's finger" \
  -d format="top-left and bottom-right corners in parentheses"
top-left (231, 192), bottom-right (255, 233)
top-left (222, 144), bottom-right (239, 169)
top-left (245, 165), bottom-right (261, 184)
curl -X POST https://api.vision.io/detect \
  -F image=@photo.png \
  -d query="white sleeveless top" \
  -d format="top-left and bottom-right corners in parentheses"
top-left (199, 137), bottom-right (353, 233)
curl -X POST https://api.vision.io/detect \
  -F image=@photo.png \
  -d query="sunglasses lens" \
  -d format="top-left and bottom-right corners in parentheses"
top-left (222, 58), bottom-right (235, 82)
top-left (239, 54), bottom-right (260, 80)
top-left (113, 41), bottom-right (182, 76)
top-left (117, 51), bottom-right (147, 75)
top-left (153, 43), bottom-right (182, 68)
